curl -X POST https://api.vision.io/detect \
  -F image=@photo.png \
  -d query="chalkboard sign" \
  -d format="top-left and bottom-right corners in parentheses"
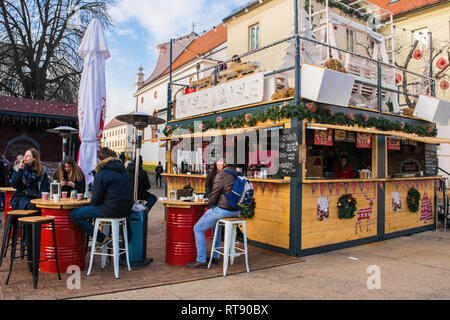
top-left (279, 128), bottom-right (299, 177)
top-left (425, 144), bottom-right (438, 176)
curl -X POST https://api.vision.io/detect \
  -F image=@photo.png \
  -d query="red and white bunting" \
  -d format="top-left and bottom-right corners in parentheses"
top-left (328, 183), bottom-right (333, 195)
top-left (260, 183), bottom-right (266, 193)
top-left (352, 182), bottom-right (356, 193)
top-left (336, 182), bottom-right (342, 194)
top-left (372, 182), bottom-right (377, 191)
top-left (359, 182), bottom-right (364, 192)
top-left (311, 183), bottom-right (318, 195)
top-left (365, 181), bottom-right (370, 193)
top-left (320, 183), bottom-right (326, 195)
top-left (401, 180), bottom-right (406, 189)
top-left (268, 183), bottom-right (274, 193)
top-left (254, 183), bottom-right (258, 193)
top-left (344, 183), bottom-right (349, 193)
top-left (394, 181), bottom-right (400, 190)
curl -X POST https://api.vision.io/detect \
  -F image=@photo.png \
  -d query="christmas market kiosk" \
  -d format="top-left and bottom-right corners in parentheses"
top-left (153, 3), bottom-right (450, 258)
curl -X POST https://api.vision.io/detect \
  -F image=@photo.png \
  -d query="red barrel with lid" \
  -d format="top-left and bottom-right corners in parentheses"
top-left (40, 208), bottom-right (85, 273)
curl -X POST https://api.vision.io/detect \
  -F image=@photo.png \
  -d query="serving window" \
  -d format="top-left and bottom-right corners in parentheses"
top-left (305, 127), bottom-right (376, 180)
top-left (386, 138), bottom-right (429, 178)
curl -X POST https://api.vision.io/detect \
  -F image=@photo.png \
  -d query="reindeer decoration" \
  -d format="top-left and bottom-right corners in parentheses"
top-left (355, 193), bottom-right (375, 235)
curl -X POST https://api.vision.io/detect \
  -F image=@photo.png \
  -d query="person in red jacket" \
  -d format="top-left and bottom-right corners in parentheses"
top-left (337, 155), bottom-right (355, 179)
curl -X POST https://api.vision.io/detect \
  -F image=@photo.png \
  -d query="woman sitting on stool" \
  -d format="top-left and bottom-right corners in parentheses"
top-left (53, 156), bottom-right (86, 195)
top-left (10, 148), bottom-right (50, 210)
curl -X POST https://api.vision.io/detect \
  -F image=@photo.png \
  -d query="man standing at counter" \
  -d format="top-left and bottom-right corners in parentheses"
top-left (186, 159), bottom-right (240, 268)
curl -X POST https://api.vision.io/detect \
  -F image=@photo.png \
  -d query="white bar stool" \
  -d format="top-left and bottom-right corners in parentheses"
top-left (87, 217), bottom-right (131, 279)
top-left (208, 217), bottom-right (249, 276)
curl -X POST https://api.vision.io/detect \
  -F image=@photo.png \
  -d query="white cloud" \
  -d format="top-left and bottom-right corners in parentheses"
top-left (109, 0), bottom-right (249, 42)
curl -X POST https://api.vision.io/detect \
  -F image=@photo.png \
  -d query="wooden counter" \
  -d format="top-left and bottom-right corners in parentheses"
top-left (31, 198), bottom-right (91, 210)
top-left (159, 200), bottom-right (208, 209)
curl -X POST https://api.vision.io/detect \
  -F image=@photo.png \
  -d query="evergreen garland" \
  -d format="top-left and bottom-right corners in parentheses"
top-left (305, 0), bottom-right (371, 21)
top-left (337, 194), bottom-right (357, 219)
top-left (163, 102), bottom-right (437, 138)
top-left (407, 188), bottom-right (421, 213)
top-left (240, 199), bottom-right (256, 219)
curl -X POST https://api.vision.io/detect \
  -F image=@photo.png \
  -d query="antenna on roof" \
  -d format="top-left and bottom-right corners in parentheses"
top-left (191, 21), bottom-right (196, 34)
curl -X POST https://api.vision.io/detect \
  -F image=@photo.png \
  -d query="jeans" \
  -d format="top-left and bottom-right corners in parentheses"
top-left (156, 174), bottom-right (162, 187)
top-left (70, 206), bottom-right (108, 242)
top-left (193, 206), bottom-right (240, 263)
top-left (0, 192), bottom-right (4, 210)
top-left (145, 193), bottom-right (157, 211)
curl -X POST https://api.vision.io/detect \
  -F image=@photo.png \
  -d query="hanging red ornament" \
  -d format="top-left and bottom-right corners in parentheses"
top-left (395, 73), bottom-right (402, 84)
top-left (440, 80), bottom-right (449, 91)
top-left (333, 25), bottom-right (338, 30)
top-left (413, 49), bottom-right (423, 60)
top-left (436, 58), bottom-right (449, 70)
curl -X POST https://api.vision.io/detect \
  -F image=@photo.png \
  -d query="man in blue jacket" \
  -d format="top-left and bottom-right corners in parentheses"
top-left (70, 147), bottom-right (134, 249)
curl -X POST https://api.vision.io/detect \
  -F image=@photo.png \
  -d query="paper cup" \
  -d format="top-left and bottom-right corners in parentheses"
top-left (61, 192), bottom-right (68, 199)
top-left (42, 192), bottom-right (49, 201)
top-left (77, 194), bottom-right (83, 201)
top-left (53, 194), bottom-right (60, 202)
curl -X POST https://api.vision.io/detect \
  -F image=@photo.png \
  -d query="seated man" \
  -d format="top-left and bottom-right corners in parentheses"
top-left (70, 147), bottom-right (134, 249)
top-left (186, 159), bottom-right (240, 268)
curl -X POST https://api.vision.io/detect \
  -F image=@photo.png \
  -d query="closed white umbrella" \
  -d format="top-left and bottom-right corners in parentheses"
top-left (77, 19), bottom-right (110, 194)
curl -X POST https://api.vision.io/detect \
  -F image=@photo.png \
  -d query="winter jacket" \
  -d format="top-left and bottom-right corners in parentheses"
top-left (126, 163), bottom-right (151, 200)
top-left (337, 165), bottom-right (355, 179)
top-left (207, 166), bottom-right (240, 211)
top-left (10, 165), bottom-right (50, 200)
top-left (90, 157), bottom-right (133, 218)
top-left (155, 165), bottom-right (164, 175)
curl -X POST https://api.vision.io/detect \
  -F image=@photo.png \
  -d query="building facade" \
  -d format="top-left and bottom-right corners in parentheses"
top-left (371, 0), bottom-right (450, 177)
top-left (102, 118), bottom-right (135, 157)
top-left (134, 25), bottom-right (228, 166)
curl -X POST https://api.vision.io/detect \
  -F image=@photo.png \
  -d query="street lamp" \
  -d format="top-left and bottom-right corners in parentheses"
top-left (46, 126), bottom-right (79, 160)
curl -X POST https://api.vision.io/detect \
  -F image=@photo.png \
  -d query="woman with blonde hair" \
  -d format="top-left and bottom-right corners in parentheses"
top-left (53, 156), bottom-right (86, 195)
top-left (10, 148), bottom-right (50, 210)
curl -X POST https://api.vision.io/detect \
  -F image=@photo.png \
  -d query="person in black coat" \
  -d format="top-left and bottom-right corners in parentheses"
top-left (155, 161), bottom-right (164, 187)
top-left (70, 147), bottom-right (133, 248)
top-left (10, 148), bottom-right (50, 211)
top-left (126, 155), bottom-right (157, 212)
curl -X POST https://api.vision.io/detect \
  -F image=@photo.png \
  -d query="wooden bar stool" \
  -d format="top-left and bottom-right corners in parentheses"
top-left (6, 216), bottom-right (61, 289)
top-left (0, 210), bottom-right (39, 267)
top-left (208, 217), bottom-right (250, 276)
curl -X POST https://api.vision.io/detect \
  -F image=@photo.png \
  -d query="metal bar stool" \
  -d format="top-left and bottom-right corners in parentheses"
top-left (87, 217), bottom-right (131, 279)
top-left (0, 210), bottom-right (39, 267)
top-left (208, 217), bottom-right (249, 276)
top-left (6, 216), bottom-right (61, 289)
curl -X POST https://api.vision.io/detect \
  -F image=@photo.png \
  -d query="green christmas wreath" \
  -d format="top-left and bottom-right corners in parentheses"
top-left (407, 188), bottom-right (421, 213)
top-left (337, 194), bottom-right (357, 219)
top-left (240, 199), bottom-right (256, 219)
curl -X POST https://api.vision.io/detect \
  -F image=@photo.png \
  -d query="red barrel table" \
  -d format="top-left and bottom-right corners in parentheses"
top-left (31, 198), bottom-right (90, 273)
top-left (161, 200), bottom-right (209, 266)
top-left (1, 187), bottom-right (16, 225)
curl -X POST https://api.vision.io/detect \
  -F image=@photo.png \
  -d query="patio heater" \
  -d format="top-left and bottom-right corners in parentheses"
top-left (46, 126), bottom-right (79, 160)
top-left (115, 112), bottom-right (165, 267)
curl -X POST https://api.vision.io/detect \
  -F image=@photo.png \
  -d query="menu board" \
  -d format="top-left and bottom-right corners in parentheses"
top-left (279, 128), bottom-right (299, 177)
top-left (425, 144), bottom-right (438, 176)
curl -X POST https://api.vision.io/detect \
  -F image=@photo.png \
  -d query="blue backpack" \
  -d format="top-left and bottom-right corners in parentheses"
top-left (223, 169), bottom-right (255, 209)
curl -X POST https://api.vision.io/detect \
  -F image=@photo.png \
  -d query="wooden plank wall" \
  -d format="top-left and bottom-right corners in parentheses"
top-left (384, 179), bottom-right (435, 234)
top-left (301, 182), bottom-right (378, 249)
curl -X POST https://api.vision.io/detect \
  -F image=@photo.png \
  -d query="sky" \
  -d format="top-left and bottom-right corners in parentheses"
top-left (102, 0), bottom-right (250, 124)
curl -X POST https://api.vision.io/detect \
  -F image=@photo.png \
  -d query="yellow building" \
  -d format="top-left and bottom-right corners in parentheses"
top-left (371, 0), bottom-right (450, 177)
top-left (102, 118), bottom-right (135, 156)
